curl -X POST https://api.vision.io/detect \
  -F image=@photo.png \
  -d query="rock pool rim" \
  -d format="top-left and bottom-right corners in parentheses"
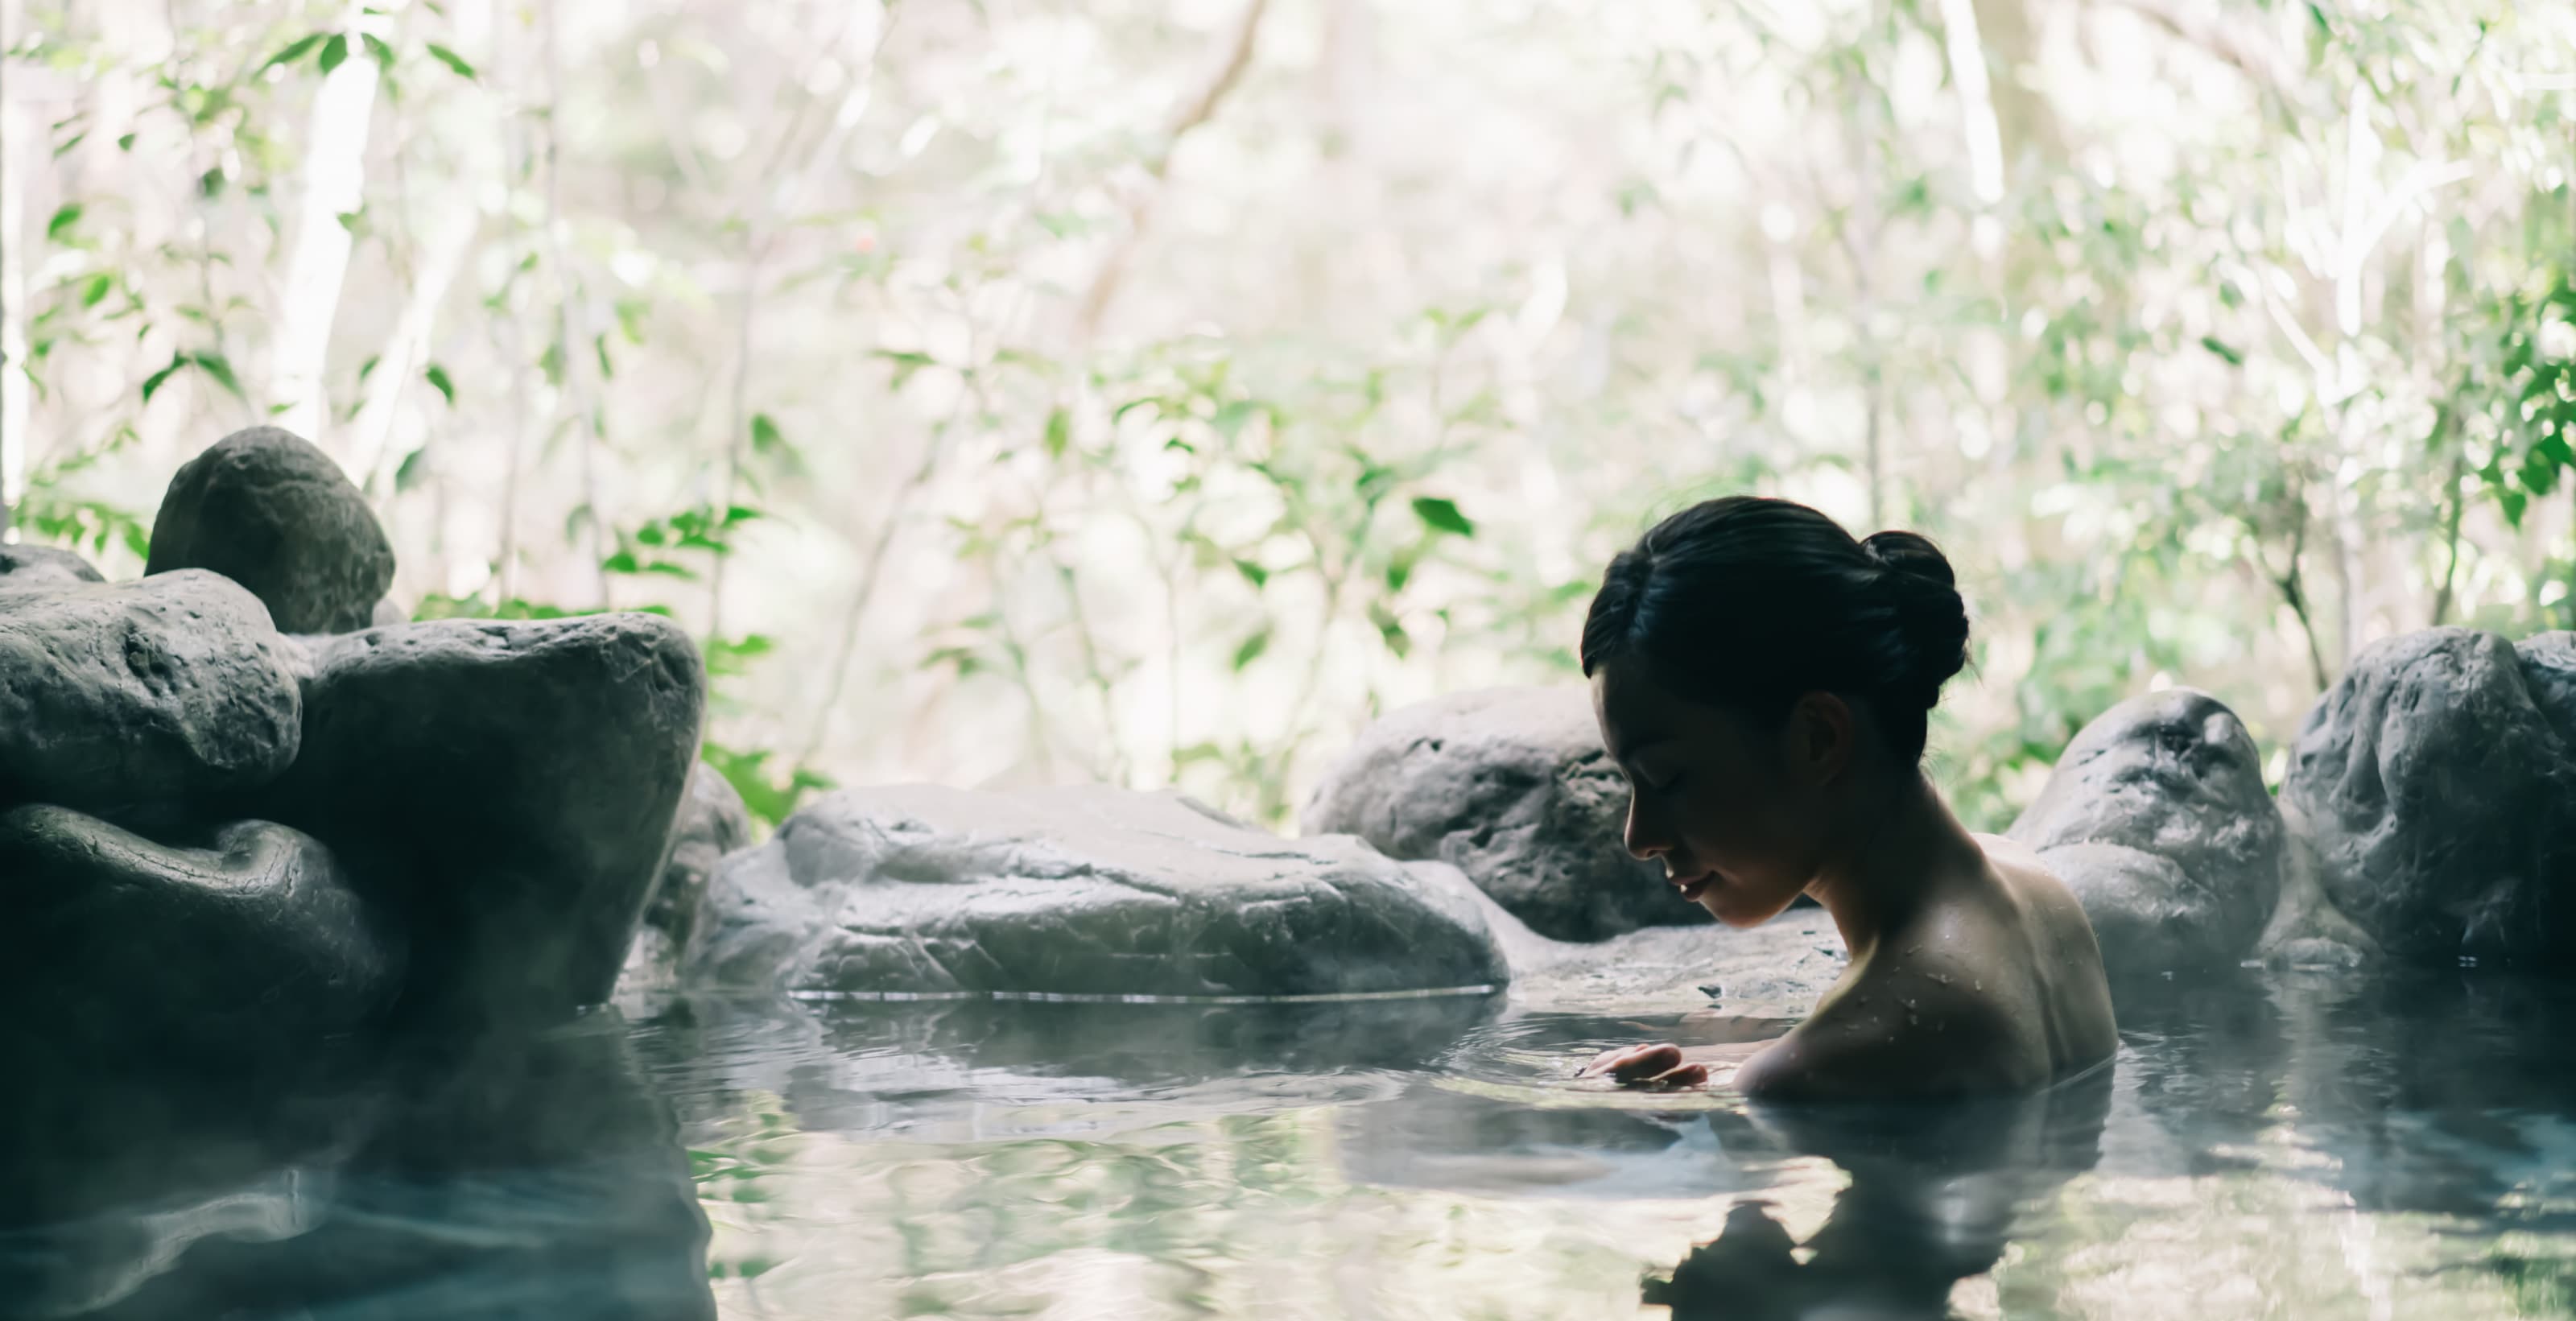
top-left (782, 984), bottom-right (1505, 1005)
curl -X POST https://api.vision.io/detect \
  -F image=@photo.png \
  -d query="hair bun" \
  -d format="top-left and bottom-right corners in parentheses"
top-left (1861, 529), bottom-right (1968, 704)
top-left (1860, 530), bottom-right (1957, 589)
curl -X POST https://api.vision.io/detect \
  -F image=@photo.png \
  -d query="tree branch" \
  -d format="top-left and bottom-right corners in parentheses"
top-left (1071, 0), bottom-right (1271, 343)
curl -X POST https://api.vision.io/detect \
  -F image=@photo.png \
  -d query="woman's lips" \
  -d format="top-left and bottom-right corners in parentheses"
top-left (1670, 873), bottom-right (1713, 902)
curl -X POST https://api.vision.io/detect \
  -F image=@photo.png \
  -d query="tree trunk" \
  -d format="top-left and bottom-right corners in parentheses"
top-left (269, 0), bottom-right (384, 454)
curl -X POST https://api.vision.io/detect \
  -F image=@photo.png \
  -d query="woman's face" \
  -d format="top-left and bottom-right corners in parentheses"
top-left (1591, 658), bottom-right (1835, 927)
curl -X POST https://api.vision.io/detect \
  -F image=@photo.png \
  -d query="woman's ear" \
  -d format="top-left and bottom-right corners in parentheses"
top-left (1787, 691), bottom-right (1856, 784)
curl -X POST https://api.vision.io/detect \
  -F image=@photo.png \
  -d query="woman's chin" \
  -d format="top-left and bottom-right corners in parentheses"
top-left (1704, 885), bottom-right (1802, 928)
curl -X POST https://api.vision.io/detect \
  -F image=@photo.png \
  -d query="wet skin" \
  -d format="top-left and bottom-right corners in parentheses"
top-left (1575, 660), bottom-right (2117, 1100)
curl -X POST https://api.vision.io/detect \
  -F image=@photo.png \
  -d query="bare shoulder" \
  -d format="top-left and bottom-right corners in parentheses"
top-left (1974, 833), bottom-right (2092, 926)
top-left (1974, 833), bottom-right (2120, 1067)
top-left (1738, 943), bottom-right (2027, 1100)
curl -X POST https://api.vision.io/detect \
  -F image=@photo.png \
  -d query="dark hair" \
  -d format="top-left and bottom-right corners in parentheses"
top-left (1579, 496), bottom-right (1970, 763)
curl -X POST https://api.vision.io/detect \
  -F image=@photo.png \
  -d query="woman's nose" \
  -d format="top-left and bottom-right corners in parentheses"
top-left (1624, 797), bottom-right (1668, 861)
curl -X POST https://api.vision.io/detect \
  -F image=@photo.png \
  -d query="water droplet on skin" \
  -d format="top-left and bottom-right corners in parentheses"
top-left (1930, 972), bottom-right (1952, 985)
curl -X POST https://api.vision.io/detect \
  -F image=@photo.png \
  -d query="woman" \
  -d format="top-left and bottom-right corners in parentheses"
top-left (1575, 496), bottom-right (2116, 1100)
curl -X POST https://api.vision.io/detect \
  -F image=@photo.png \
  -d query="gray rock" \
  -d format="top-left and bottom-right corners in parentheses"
top-left (685, 783), bottom-right (1512, 997)
top-left (370, 597), bottom-right (408, 628)
top-left (0, 806), bottom-right (390, 1073)
top-left (253, 614), bottom-right (705, 1019)
top-left (2280, 628), bottom-right (2576, 964)
top-left (1501, 905), bottom-right (1846, 1015)
top-left (1302, 686), bottom-right (1698, 942)
top-left (2009, 688), bottom-right (2283, 982)
top-left (0, 544), bottom-right (105, 588)
top-left (145, 427), bottom-right (395, 634)
top-left (2256, 810), bottom-right (2379, 972)
top-left (617, 765), bottom-right (753, 1001)
top-left (0, 570), bottom-right (302, 813)
top-left (651, 763), bottom-right (753, 950)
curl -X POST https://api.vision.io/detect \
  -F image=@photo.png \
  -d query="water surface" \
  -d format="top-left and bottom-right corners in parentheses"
top-left (14, 968), bottom-right (2576, 1319)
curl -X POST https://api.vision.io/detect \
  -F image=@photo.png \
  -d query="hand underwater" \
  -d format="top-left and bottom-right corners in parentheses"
top-left (1577, 1042), bottom-right (1711, 1091)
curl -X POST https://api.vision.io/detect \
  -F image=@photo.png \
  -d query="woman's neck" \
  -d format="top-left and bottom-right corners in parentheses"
top-left (1802, 762), bottom-right (1984, 960)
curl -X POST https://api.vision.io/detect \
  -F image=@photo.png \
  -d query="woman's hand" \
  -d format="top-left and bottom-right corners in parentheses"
top-left (1577, 1042), bottom-right (1711, 1090)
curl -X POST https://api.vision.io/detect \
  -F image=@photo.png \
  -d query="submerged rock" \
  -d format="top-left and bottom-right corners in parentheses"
top-left (0, 544), bottom-right (105, 588)
top-left (254, 614), bottom-right (705, 1020)
top-left (1302, 686), bottom-right (1698, 942)
top-left (2281, 628), bottom-right (2576, 965)
top-left (2009, 688), bottom-right (2283, 983)
top-left (0, 806), bottom-right (390, 1076)
top-left (145, 426), bottom-right (395, 635)
top-left (0, 570), bottom-right (301, 814)
top-left (686, 784), bottom-right (1512, 997)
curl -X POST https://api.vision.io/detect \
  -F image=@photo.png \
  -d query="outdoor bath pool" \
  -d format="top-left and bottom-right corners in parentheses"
top-left (16, 925), bottom-right (2576, 1321)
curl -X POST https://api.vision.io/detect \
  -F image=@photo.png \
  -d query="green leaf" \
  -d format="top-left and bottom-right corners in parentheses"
top-left (317, 33), bottom-right (350, 75)
top-left (78, 273), bottom-right (112, 307)
top-left (140, 354), bottom-right (184, 402)
top-left (751, 413), bottom-right (786, 457)
top-left (1233, 558), bottom-right (1269, 589)
top-left (189, 353), bottom-right (244, 400)
top-left (2199, 336), bottom-right (2244, 366)
top-left (116, 133), bottom-right (136, 151)
top-left (700, 742), bottom-right (832, 830)
top-left (1369, 601), bottom-right (1411, 658)
top-left (1232, 627), bottom-right (1271, 671)
top-left (873, 349), bottom-right (937, 387)
top-left (394, 447), bottom-right (429, 491)
top-left (262, 32), bottom-right (327, 70)
top-left (44, 204), bottom-right (81, 242)
top-left (424, 363), bottom-right (455, 404)
top-left (1410, 496), bottom-right (1476, 538)
top-left (1212, 399), bottom-right (1260, 441)
top-left (426, 43), bottom-right (478, 79)
top-left (1043, 407), bottom-right (1070, 459)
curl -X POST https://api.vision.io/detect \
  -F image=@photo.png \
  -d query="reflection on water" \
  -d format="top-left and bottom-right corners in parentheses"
top-left (14, 972), bottom-right (2576, 1318)
top-left (1, 1018), bottom-right (714, 1321)
top-left (1645, 1068), bottom-right (2112, 1319)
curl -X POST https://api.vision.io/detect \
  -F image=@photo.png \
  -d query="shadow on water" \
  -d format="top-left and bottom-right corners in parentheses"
top-left (0, 1015), bottom-right (716, 1321)
top-left (1643, 1066), bottom-right (2116, 1320)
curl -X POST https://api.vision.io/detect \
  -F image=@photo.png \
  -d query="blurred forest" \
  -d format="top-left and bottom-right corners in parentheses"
top-left (1, 0), bottom-right (2571, 831)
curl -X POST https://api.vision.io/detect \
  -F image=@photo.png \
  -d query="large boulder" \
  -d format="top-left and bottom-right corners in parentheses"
top-left (0, 806), bottom-right (390, 1076)
top-left (2281, 628), bottom-right (2576, 965)
top-left (1302, 687), bottom-right (1695, 942)
top-left (2008, 688), bottom-right (2283, 983)
top-left (0, 570), bottom-right (302, 814)
top-left (685, 784), bottom-right (1512, 997)
top-left (250, 614), bottom-right (706, 1020)
top-left (145, 426), bottom-right (395, 635)
top-left (0, 543), bottom-right (105, 588)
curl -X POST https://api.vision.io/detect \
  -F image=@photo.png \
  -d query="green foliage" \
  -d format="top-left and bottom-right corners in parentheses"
top-left (12, 0), bottom-right (2575, 837)
top-left (700, 742), bottom-right (835, 832)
